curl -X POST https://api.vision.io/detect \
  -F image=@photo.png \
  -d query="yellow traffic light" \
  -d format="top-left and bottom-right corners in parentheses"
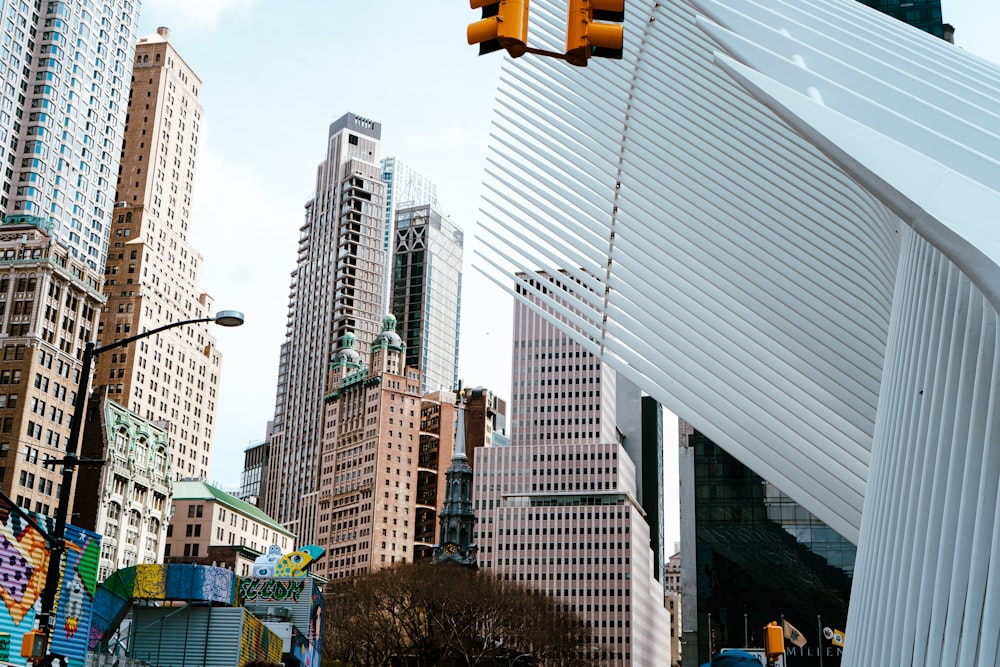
top-left (565, 0), bottom-right (624, 67)
top-left (468, 0), bottom-right (529, 58)
top-left (764, 621), bottom-right (785, 659)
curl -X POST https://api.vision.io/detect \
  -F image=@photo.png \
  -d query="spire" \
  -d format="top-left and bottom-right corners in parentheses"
top-left (453, 398), bottom-right (467, 461)
top-left (432, 390), bottom-right (477, 568)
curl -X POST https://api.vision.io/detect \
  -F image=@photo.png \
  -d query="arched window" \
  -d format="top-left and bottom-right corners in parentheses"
top-left (115, 426), bottom-right (129, 456)
top-left (134, 437), bottom-right (147, 467)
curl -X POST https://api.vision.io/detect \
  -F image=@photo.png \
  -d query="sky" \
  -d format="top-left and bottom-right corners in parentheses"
top-left (134, 0), bottom-right (999, 550)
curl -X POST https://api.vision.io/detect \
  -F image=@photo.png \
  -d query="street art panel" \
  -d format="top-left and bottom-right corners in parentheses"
top-left (0, 502), bottom-right (100, 667)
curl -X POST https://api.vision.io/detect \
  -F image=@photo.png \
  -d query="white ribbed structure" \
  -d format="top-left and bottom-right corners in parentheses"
top-left (473, 1), bottom-right (1000, 665)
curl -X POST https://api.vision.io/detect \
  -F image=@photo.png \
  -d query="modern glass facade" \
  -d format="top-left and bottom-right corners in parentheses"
top-left (858, 0), bottom-right (947, 38)
top-left (380, 157), bottom-right (439, 307)
top-left (0, 0), bottom-right (139, 272)
top-left (390, 204), bottom-right (463, 394)
top-left (684, 426), bottom-right (855, 666)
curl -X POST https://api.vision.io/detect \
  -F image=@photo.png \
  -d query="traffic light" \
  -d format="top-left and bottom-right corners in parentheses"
top-left (467, 0), bottom-right (529, 58)
top-left (20, 630), bottom-right (46, 660)
top-left (565, 0), bottom-right (625, 67)
top-left (764, 621), bottom-right (785, 660)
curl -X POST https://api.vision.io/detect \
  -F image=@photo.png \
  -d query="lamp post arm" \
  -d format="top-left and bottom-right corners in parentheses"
top-left (34, 311), bottom-right (241, 666)
top-left (92, 315), bottom-right (215, 356)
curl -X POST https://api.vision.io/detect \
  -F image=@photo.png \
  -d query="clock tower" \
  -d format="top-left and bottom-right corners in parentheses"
top-left (432, 392), bottom-right (477, 568)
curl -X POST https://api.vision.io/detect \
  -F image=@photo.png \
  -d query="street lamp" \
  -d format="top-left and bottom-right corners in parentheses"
top-left (31, 311), bottom-right (244, 666)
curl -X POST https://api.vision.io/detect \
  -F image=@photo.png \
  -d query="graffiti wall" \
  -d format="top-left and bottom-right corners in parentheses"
top-left (90, 563), bottom-right (238, 649)
top-left (0, 503), bottom-right (100, 667)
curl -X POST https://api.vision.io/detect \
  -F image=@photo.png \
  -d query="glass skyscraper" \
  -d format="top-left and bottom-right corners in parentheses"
top-left (390, 203), bottom-right (462, 394)
top-left (680, 424), bottom-right (855, 667)
top-left (858, 0), bottom-right (948, 38)
top-left (380, 157), bottom-right (439, 308)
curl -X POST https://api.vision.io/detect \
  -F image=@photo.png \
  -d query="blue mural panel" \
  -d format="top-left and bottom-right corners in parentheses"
top-left (91, 564), bottom-right (239, 650)
top-left (0, 503), bottom-right (100, 667)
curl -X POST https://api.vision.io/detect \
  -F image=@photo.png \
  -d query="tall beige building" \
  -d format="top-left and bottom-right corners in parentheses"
top-left (94, 28), bottom-right (222, 481)
top-left (263, 113), bottom-right (387, 544)
top-left (477, 271), bottom-right (671, 666)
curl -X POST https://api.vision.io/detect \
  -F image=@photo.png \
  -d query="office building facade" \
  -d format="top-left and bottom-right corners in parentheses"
top-left (1, 0), bottom-right (138, 270)
top-left (473, 442), bottom-right (670, 666)
top-left (679, 422), bottom-right (854, 666)
top-left (390, 203), bottom-right (463, 394)
top-left (239, 437), bottom-right (269, 506)
top-left (75, 389), bottom-right (172, 582)
top-left (0, 0), bottom-right (140, 519)
top-left (94, 28), bottom-right (222, 481)
top-left (263, 113), bottom-right (387, 545)
top-left (0, 219), bottom-right (101, 516)
top-left (380, 156), bottom-right (438, 306)
top-left (485, 271), bottom-right (670, 665)
top-left (509, 272), bottom-right (618, 447)
top-left (413, 390), bottom-right (458, 561)
top-left (313, 316), bottom-right (423, 580)
top-left (511, 272), bottom-right (665, 576)
top-left (857, 0), bottom-right (948, 37)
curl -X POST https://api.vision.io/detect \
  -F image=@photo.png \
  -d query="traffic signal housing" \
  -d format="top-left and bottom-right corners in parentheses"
top-left (21, 630), bottom-right (46, 660)
top-left (764, 621), bottom-right (785, 659)
top-left (565, 0), bottom-right (625, 67)
top-left (468, 0), bottom-right (529, 58)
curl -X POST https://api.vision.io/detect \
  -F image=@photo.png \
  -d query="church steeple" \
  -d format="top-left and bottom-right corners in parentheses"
top-left (432, 391), bottom-right (477, 568)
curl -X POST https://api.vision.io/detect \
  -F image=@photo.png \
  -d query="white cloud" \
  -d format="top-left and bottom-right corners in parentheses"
top-left (139, 0), bottom-right (257, 31)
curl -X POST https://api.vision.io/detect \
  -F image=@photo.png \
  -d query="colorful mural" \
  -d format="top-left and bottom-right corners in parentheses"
top-left (252, 543), bottom-right (323, 578)
top-left (93, 548), bottom-right (325, 665)
top-left (90, 563), bottom-right (238, 649)
top-left (246, 544), bottom-right (326, 665)
top-left (0, 501), bottom-right (101, 667)
top-left (240, 610), bottom-right (284, 666)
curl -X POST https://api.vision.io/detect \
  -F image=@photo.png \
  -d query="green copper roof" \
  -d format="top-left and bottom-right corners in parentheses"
top-left (172, 480), bottom-right (294, 538)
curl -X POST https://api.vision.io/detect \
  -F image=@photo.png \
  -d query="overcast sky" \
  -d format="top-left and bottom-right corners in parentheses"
top-left (135, 1), bottom-right (999, 551)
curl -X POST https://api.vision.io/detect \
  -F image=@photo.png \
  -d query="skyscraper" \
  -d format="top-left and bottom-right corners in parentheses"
top-left (263, 113), bottom-right (387, 544)
top-left (474, 442), bottom-right (670, 666)
top-left (0, 219), bottom-right (102, 516)
top-left (510, 272), bottom-right (665, 575)
top-left (94, 28), bottom-right (222, 481)
top-left (509, 272), bottom-right (618, 447)
top-left (857, 0), bottom-right (949, 37)
top-left (380, 156), bottom-right (438, 306)
top-left (679, 423), bottom-right (855, 667)
top-left (480, 270), bottom-right (671, 665)
top-left (1, 0), bottom-right (138, 270)
top-left (0, 0), bottom-right (140, 517)
top-left (391, 203), bottom-right (463, 394)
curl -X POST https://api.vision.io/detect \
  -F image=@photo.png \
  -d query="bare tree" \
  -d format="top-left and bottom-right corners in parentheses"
top-left (323, 563), bottom-right (591, 667)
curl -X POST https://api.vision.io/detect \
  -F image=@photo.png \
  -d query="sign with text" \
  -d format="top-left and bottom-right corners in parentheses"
top-left (238, 578), bottom-right (306, 603)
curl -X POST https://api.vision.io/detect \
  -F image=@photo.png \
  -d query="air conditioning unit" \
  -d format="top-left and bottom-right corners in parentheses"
top-left (265, 606), bottom-right (293, 620)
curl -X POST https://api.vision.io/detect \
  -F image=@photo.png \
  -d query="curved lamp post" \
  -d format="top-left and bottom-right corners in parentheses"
top-left (32, 311), bottom-right (244, 666)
